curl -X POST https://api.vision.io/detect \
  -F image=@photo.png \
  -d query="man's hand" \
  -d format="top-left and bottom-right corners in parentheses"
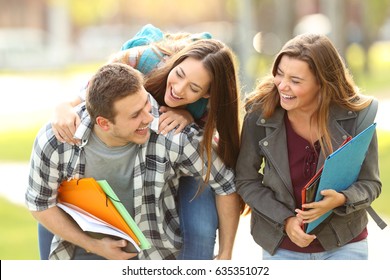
top-left (86, 237), bottom-right (138, 260)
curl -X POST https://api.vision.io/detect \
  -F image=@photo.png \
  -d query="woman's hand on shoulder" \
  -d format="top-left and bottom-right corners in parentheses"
top-left (51, 101), bottom-right (81, 145)
top-left (158, 106), bottom-right (194, 135)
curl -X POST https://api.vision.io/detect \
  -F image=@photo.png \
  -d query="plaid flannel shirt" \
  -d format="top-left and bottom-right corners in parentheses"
top-left (25, 94), bottom-right (236, 260)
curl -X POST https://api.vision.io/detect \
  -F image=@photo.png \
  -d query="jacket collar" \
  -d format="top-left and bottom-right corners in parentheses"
top-left (254, 104), bottom-right (355, 194)
top-left (255, 106), bottom-right (292, 195)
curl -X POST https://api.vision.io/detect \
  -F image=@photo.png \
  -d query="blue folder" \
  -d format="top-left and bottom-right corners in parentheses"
top-left (305, 123), bottom-right (376, 233)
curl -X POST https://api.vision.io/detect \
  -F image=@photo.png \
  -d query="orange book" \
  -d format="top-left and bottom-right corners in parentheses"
top-left (57, 178), bottom-right (140, 245)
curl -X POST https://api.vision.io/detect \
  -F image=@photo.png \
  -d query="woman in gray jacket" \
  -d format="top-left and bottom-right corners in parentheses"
top-left (236, 33), bottom-right (382, 260)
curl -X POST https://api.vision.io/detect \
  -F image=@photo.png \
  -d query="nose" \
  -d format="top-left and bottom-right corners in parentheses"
top-left (173, 80), bottom-right (186, 96)
top-left (277, 78), bottom-right (289, 91)
top-left (142, 103), bottom-right (154, 124)
top-left (144, 110), bottom-right (154, 125)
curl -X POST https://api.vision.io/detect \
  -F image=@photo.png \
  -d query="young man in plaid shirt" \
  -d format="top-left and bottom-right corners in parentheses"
top-left (25, 63), bottom-right (240, 260)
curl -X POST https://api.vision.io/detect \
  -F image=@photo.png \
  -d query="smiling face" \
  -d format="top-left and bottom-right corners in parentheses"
top-left (97, 88), bottom-right (154, 147)
top-left (164, 57), bottom-right (211, 108)
top-left (273, 55), bottom-right (321, 115)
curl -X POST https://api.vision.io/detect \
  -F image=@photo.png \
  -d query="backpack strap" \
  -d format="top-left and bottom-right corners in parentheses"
top-left (356, 98), bottom-right (387, 229)
top-left (356, 98), bottom-right (378, 134)
top-left (366, 207), bottom-right (387, 229)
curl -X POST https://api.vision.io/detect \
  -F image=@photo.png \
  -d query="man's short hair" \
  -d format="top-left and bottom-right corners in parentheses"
top-left (86, 63), bottom-right (144, 123)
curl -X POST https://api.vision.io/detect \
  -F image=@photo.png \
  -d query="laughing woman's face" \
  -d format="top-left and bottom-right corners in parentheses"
top-left (273, 55), bottom-right (320, 115)
top-left (164, 57), bottom-right (211, 108)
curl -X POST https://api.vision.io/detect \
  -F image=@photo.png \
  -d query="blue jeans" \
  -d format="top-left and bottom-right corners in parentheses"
top-left (37, 176), bottom-right (218, 260)
top-left (38, 222), bottom-right (53, 260)
top-left (262, 239), bottom-right (368, 260)
top-left (177, 176), bottom-right (218, 260)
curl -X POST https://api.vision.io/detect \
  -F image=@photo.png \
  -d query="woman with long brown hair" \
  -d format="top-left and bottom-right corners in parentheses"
top-left (236, 33), bottom-right (382, 260)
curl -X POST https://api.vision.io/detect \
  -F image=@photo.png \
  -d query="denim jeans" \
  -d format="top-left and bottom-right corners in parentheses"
top-left (37, 176), bottom-right (218, 260)
top-left (176, 176), bottom-right (218, 260)
top-left (262, 239), bottom-right (368, 260)
top-left (38, 222), bottom-right (53, 260)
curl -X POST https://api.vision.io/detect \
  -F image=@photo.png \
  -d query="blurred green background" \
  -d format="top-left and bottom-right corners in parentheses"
top-left (1, 0), bottom-right (389, 260)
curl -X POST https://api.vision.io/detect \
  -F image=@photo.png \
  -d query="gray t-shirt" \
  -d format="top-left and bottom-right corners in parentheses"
top-left (84, 131), bottom-right (138, 217)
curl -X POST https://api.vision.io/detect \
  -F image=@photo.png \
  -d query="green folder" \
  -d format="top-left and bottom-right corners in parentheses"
top-left (97, 180), bottom-right (151, 250)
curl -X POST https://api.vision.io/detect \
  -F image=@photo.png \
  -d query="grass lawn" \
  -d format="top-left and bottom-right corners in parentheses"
top-left (0, 197), bottom-right (39, 260)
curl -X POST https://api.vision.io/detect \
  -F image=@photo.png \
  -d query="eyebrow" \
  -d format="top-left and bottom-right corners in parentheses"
top-left (277, 67), bottom-right (305, 81)
top-left (178, 66), bottom-right (203, 90)
top-left (291, 75), bottom-right (304, 81)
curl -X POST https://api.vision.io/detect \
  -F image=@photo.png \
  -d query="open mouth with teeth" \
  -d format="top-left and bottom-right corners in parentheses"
top-left (170, 88), bottom-right (183, 100)
top-left (281, 93), bottom-right (296, 100)
top-left (136, 126), bottom-right (148, 131)
top-left (136, 125), bottom-right (149, 135)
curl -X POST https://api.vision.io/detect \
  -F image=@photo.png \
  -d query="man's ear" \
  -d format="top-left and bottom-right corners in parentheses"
top-left (96, 116), bottom-right (110, 131)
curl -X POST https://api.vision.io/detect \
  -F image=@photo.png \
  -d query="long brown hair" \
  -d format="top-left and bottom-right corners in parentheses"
top-left (145, 39), bottom-right (241, 183)
top-left (246, 33), bottom-right (372, 157)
